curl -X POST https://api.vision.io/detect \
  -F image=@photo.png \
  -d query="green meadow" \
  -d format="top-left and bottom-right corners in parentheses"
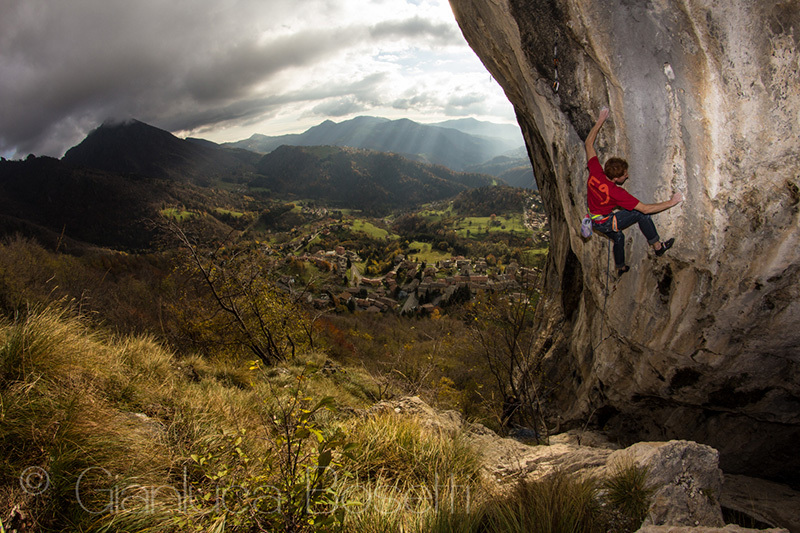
top-left (160, 207), bottom-right (196, 222)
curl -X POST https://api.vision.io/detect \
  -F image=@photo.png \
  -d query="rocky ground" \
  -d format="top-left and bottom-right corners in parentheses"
top-left (369, 396), bottom-right (799, 532)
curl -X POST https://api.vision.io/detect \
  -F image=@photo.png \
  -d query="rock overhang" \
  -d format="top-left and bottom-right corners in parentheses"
top-left (449, 0), bottom-right (800, 487)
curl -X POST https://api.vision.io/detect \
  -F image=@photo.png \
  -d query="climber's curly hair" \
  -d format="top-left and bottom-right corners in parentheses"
top-left (604, 157), bottom-right (629, 180)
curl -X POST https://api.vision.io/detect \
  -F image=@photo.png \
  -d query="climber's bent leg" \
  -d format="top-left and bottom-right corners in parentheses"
top-left (593, 220), bottom-right (627, 269)
top-left (612, 209), bottom-right (660, 245)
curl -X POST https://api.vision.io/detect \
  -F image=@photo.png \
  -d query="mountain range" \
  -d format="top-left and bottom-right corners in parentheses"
top-left (221, 115), bottom-right (534, 187)
top-left (0, 119), bottom-right (507, 249)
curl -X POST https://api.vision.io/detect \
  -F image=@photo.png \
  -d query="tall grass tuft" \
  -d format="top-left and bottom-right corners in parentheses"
top-left (602, 460), bottom-right (654, 530)
top-left (478, 472), bottom-right (603, 533)
top-left (0, 307), bottom-right (178, 530)
top-left (345, 413), bottom-right (482, 490)
top-left (341, 414), bottom-right (485, 532)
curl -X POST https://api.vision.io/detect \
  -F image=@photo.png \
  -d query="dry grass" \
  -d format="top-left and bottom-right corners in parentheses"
top-left (345, 414), bottom-right (481, 490)
top-left (340, 414), bottom-right (485, 532)
top-left (0, 306), bottom-right (282, 531)
top-left (0, 307), bottom-right (178, 530)
top-left (0, 306), bottom-right (654, 532)
top-left (0, 306), bottom-right (405, 531)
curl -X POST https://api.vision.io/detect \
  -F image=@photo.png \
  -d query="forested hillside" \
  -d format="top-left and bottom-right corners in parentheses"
top-left (252, 145), bottom-right (496, 214)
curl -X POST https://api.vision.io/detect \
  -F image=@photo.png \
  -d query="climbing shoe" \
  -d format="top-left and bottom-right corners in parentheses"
top-left (616, 265), bottom-right (630, 277)
top-left (655, 238), bottom-right (675, 257)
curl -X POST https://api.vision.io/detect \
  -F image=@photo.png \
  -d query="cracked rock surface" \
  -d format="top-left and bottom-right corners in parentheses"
top-left (608, 440), bottom-right (724, 527)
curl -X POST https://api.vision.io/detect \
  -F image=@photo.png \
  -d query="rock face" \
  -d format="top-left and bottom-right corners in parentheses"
top-left (721, 474), bottom-right (800, 533)
top-left (637, 526), bottom-right (789, 533)
top-left (448, 0), bottom-right (800, 485)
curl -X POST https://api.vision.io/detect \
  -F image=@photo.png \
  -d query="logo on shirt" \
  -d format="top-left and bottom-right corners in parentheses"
top-left (588, 175), bottom-right (610, 205)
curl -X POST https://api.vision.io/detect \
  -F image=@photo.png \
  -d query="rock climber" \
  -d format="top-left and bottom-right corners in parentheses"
top-left (584, 107), bottom-right (683, 276)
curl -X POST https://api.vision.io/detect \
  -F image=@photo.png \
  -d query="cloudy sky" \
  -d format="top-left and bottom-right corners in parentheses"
top-left (0, 0), bottom-right (517, 159)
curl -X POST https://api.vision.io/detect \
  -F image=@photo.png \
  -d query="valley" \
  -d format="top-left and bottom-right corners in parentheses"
top-left (0, 115), bottom-right (570, 530)
top-left (161, 186), bottom-right (547, 318)
top-left (2, 105), bottom-right (796, 531)
top-left (0, 116), bottom-right (550, 426)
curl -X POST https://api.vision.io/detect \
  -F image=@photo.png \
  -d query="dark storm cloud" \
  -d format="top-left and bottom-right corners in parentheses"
top-left (0, 1), bottom-right (474, 158)
top-left (161, 73), bottom-right (388, 133)
top-left (181, 28), bottom-right (368, 102)
top-left (1, 0), bottom-right (208, 155)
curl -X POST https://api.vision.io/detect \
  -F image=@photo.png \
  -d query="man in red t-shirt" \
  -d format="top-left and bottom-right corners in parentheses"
top-left (585, 107), bottom-right (683, 276)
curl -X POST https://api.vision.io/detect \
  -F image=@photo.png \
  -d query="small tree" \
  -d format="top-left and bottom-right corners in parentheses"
top-left (261, 378), bottom-right (352, 531)
top-left (166, 220), bottom-right (310, 365)
top-left (467, 272), bottom-right (547, 438)
top-left (185, 371), bottom-right (353, 532)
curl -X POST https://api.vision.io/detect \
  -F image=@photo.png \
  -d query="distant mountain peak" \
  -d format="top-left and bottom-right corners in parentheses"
top-left (62, 118), bottom-right (259, 184)
top-left (99, 117), bottom-right (141, 128)
top-left (348, 116), bottom-right (390, 123)
top-left (81, 118), bottom-right (177, 145)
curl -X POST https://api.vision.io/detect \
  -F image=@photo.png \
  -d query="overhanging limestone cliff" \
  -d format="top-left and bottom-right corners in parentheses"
top-left (449, 0), bottom-right (800, 485)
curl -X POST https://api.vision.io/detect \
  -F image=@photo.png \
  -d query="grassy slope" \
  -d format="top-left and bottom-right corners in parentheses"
top-left (0, 307), bottom-right (480, 531)
top-left (0, 307), bottom-right (646, 532)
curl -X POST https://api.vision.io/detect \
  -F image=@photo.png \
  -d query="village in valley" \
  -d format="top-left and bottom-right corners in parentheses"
top-left (272, 194), bottom-right (548, 316)
top-left (280, 246), bottom-right (542, 315)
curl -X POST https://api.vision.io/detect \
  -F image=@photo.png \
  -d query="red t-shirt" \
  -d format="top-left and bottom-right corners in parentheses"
top-left (586, 156), bottom-right (640, 216)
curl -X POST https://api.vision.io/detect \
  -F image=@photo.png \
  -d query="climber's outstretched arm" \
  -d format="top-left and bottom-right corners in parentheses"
top-left (584, 107), bottom-right (610, 161)
top-left (635, 192), bottom-right (684, 214)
